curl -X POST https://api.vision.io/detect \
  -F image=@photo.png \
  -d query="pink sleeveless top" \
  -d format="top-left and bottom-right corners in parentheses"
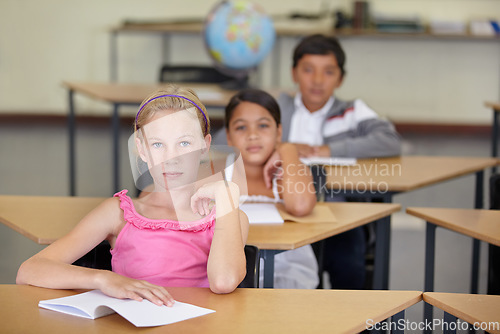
top-left (111, 190), bottom-right (216, 288)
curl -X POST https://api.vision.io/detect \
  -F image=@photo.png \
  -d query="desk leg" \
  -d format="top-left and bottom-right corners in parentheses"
top-left (469, 170), bottom-right (484, 294)
top-left (372, 194), bottom-right (392, 290)
top-left (112, 103), bottom-right (120, 194)
top-left (271, 36), bottom-right (280, 87)
top-left (424, 222), bottom-right (436, 334)
top-left (474, 171), bottom-right (484, 210)
top-left (161, 34), bottom-right (171, 65)
top-left (492, 110), bottom-right (498, 174)
top-left (443, 312), bottom-right (458, 334)
top-left (310, 165), bottom-right (326, 202)
top-left (261, 250), bottom-right (279, 288)
top-left (110, 31), bottom-right (118, 82)
top-left (470, 238), bottom-right (480, 294)
top-left (68, 89), bottom-right (76, 196)
top-left (312, 240), bottom-right (325, 289)
top-left (391, 310), bottom-right (405, 334)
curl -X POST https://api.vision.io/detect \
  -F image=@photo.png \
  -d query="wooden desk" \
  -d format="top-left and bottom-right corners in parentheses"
top-left (0, 195), bottom-right (400, 288)
top-left (0, 195), bottom-right (106, 244)
top-left (63, 81), bottom-right (236, 196)
top-left (322, 155), bottom-right (498, 291)
top-left (324, 156), bottom-right (497, 196)
top-left (247, 202), bottom-right (400, 287)
top-left (406, 207), bottom-right (500, 330)
top-left (423, 292), bottom-right (500, 334)
top-left (486, 101), bottom-right (500, 172)
top-left (0, 285), bottom-right (422, 334)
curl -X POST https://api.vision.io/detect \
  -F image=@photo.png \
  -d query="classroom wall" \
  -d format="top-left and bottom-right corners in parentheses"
top-left (0, 0), bottom-right (499, 124)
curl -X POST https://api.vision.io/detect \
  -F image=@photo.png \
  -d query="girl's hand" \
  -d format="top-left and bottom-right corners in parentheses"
top-left (263, 149), bottom-right (283, 189)
top-left (311, 145), bottom-right (331, 157)
top-left (97, 271), bottom-right (175, 307)
top-left (190, 182), bottom-right (217, 216)
top-left (191, 181), bottom-right (239, 217)
top-left (294, 143), bottom-right (316, 157)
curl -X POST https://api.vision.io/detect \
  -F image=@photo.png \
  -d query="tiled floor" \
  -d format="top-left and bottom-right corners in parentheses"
top-left (0, 120), bottom-right (493, 333)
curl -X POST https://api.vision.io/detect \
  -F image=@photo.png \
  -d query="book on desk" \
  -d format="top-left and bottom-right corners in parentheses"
top-left (240, 202), bottom-right (337, 224)
top-left (39, 290), bottom-right (214, 327)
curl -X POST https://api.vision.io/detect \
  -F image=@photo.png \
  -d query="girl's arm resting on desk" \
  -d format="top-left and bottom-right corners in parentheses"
top-left (16, 198), bottom-right (174, 306)
top-left (267, 143), bottom-right (317, 216)
top-left (192, 181), bottom-right (249, 294)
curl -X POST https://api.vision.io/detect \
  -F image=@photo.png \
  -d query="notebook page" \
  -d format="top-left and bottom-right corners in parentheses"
top-left (39, 290), bottom-right (215, 327)
top-left (240, 203), bottom-right (284, 224)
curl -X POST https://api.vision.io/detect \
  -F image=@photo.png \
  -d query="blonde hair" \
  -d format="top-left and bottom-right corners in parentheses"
top-left (135, 84), bottom-right (210, 136)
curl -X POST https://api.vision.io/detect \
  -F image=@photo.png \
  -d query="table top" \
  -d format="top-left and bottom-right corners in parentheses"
top-left (406, 207), bottom-right (500, 246)
top-left (423, 292), bottom-right (500, 334)
top-left (0, 195), bottom-right (106, 244)
top-left (324, 155), bottom-right (498, 193)
top-left (247, 202), bottom-right (400, 250)
top-left (63, 81), bottom-right (237, 107)
top-left (0, 285), bottom-right (422, 334)
top-left (485, 101), bottom-right (500, 111)
top-left (0, 195), bottom-right (400, 248)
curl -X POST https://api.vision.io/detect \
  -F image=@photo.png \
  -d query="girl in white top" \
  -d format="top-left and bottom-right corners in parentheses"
top-left (224, 89), bottom-right (319, 289)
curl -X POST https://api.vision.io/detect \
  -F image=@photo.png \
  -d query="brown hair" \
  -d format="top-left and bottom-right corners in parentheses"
top-left (135, 84), bottom-right (210, 136)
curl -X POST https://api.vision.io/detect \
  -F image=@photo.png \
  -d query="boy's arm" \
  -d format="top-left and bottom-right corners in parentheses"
top-left (324, 118), bottom-right (401, 158)
top-left (320, 99), bottom-right (401, 158)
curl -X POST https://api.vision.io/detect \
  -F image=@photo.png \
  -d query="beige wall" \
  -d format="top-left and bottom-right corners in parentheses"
top-left (0, 0), bottom-right (499, 124)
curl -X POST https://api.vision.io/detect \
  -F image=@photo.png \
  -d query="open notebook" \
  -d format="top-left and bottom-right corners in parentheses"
top-left (240, 203), bottom-right (337, 224)
top-left (39, 290), bottom-right (215, 327)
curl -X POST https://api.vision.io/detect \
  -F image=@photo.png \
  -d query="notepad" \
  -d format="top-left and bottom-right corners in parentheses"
top-left (277, 203), bottom-right (338, 223)
top-left (300, 156), bottom-right (357, 166)
top-left (240, 203), bottom-right (284, 224)
top-left (39, 290), bottom-right (215, 327)
top-left (240, 203), bottom-right (337, 224)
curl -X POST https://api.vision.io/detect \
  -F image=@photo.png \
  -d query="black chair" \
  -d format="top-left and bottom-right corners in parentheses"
top-left (238, 245), bottom-right (260, 288)
top-left (73, 240), bottom-right (112, 270)
top-left (158, 64), bottom-right (249, 89)
top-left (159, 65), bottom-right (235, 84)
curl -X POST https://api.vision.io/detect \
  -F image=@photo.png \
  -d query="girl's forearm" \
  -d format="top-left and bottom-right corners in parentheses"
top-left (17, 256), bottom-right (103, 290)
top-left (207, 184), bottom-right (247, 294)
top-left (278, 143), bottom-right (317, 216)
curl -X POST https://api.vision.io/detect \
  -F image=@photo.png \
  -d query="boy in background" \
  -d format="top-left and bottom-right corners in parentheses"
top-left (279, 34), bottom-right (400, 159)
top-left (279, 34), bottom-right (401, 289)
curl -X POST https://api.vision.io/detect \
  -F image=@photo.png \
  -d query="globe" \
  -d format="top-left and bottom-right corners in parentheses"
top-left (204, 0), bottom-right (276, 76)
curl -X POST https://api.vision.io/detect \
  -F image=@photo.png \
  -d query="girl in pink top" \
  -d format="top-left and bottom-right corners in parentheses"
top-left (17, 85), bottom-right (249, 307)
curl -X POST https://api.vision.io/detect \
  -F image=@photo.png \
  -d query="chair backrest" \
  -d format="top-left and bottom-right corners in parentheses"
top-left (73, 241), bottom-right (112, 270)
top-left (238, 245), bottom-right (260, 288)
top-left (159, 65), bottom-right (235, 84)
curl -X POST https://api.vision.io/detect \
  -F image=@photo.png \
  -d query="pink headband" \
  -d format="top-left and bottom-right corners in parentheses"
top-left (135, 94), bottom-right (208, 134)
